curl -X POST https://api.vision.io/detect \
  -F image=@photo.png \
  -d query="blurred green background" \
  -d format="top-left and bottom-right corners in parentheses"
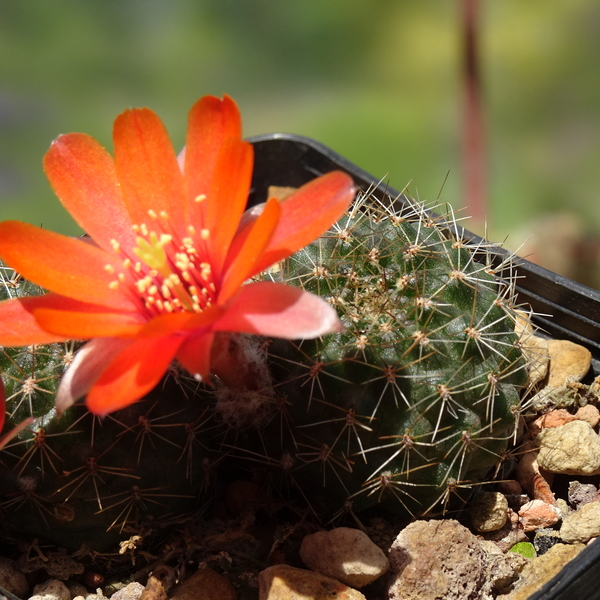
top-left (2, 0), bottom-right (600, 285)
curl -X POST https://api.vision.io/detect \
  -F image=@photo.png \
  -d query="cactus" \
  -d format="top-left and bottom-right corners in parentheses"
top-left (0, 263), bottom-right (219, 553)
top-left (213, 190), bottom-right (529, 519)
top-left (0, 188), bottom-right (531, 555)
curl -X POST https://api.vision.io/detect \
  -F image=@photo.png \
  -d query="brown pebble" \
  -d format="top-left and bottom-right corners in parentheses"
top-left (259, 564), bottom-right (364, 600)
top-left (140, 565), bottom-right (176, 600)
top-left (171, 567), bottom-right (237, 600)
top-left (546, 339), bottom-right (591, 387)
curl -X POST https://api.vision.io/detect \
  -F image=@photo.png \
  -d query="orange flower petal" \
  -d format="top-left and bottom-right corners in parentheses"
top-left (176, 330), bottom-right (215, 383)
top-left (113, 108), bottom-right (186, 235)
top-left (215, 281), bottom-right (342, 338)
top-left (0, 295), bottom-right (75, 346)
top-left (219, 197), bottom-right (280, 303)
top-left (185, 95), bottom-right (242, 199)
top-left (33, 306), bottom-right (145, 339)
top-left (56, 337), bottom-right (133, 413)
top-left (134, 304), bottom-right (223, 339)
top-left (85, 335), bottom-right (183, 415)
top-left (184, 96), bottom-right (245, 234)
top-left (204, 137), bottom-right (254, 276)
top-left (0, 222), bottom-right (135, 310)
top-left (43, 133), bottom-right (135, 253)
top-left (250, 171), bottom-right (355, 275)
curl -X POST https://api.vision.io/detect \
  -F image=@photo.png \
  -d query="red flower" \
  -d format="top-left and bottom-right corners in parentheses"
top-left (0, 95), bottom-right (355, 415)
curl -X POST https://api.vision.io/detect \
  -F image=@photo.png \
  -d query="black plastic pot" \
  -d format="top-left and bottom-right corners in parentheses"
top-left (248, 133), bottom-right (600, 600)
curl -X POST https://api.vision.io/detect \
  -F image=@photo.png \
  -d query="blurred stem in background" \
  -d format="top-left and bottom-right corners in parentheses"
top-left (462, 0), bottom-right (486, 232)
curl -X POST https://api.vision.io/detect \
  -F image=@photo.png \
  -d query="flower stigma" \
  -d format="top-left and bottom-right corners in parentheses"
top-left (106, 214), bottom-right (217, 317)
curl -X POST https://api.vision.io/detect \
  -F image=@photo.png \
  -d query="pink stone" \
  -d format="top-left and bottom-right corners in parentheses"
top-left (531, 409), bottom-right (576, 437)
top-left (575, 404), bottom-right (600, 428)
top-left (519, 499), bottom-right (562, 532)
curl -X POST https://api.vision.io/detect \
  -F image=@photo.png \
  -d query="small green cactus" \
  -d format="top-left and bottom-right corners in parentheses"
top-left (0, 264), bottom-right (218, 552)
top-left (213, 190), bottom-right (529, 518)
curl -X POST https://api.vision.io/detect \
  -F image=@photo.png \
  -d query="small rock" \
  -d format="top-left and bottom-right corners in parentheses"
top-left (575, 403), bottom-right (600, 427)
top-left (556, 498), bottom-right (571, 520)
top-left (518, 499), bottom-right (562, 532)
top-left (560, 500), bottom-right (600, 543)
top-left (470, 491), bottom-right (508, 532)
top-left (545, 339), bottom-right (592, 387)
top-left (140, 566), bottom-right (176, 600)
top-left (503, 543), bottom-right (585, 600)
top-left (170, 568), bottom-right (237, 600)
top-left (568, 480), bottom-right (598, 509)
top-left (530, 409), bottom-right (576, 437)
top-left (258, 564), bottom-right (365, 600)
top-left (110, 582), bottom-right (145, 600)
top-left (480, 541), bottom-right (529, 596)
top-left (299, 527), bottom-right (389, 588)
top-left (537, 420), bottom-right (600, 475)
top-left (480, 509), bottom-right (529, 552)
top-left (532, 528), bottom-right (562, 555)
top-left (30, 579), bottom-right (71, 600)
top-left (0, 557), bottom-right (29, 598)
top-left (388, 519), bottom-right (487, 600)
top-left (84, 590), bottom-right (109, 600)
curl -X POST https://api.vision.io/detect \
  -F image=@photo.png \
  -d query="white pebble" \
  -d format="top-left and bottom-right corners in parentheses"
top-left (30, 579), bottom-right (71, 600)
top-left (537, 420), bottom-right (600, 475)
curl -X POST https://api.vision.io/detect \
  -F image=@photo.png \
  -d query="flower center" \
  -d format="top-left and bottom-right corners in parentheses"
top-left (106, 212), bottom-right (216, 317)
